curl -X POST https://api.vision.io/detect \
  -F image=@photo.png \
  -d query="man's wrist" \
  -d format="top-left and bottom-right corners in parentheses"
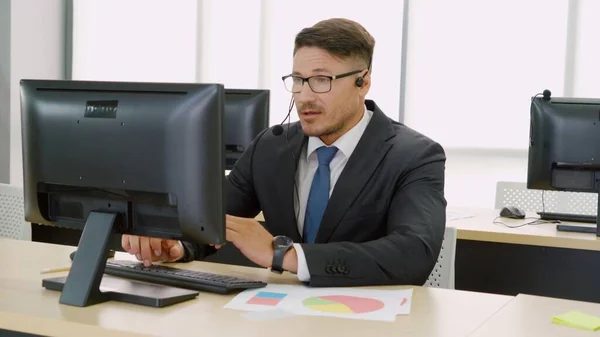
top-left (176, 241), bottom-right (185, 261)
top-left (282, 247), bottom-right (298, 273)
top-left (174, 241), bottom-right (190, 262)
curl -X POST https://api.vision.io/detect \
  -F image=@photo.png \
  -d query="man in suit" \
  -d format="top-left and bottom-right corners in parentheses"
top-left (122, 18), bottom-right (447, 287)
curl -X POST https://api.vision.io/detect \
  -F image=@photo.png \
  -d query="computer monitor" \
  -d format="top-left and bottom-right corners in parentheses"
top-left (28, 88), bottom-right (269, 247)
top-left (20, 79), bottom-right (226, 306)
top-left (224, 89), bottom-right (269, 170)
top-left (527, 92), bottom-right (600, 236)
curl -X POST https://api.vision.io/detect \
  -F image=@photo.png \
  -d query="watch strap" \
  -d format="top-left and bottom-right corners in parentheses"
top-left (272, 245), bottom-right (287, 273)
top-left (271, 237), bottom-right (292, 273)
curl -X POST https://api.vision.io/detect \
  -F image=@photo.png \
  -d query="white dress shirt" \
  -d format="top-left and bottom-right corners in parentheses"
top-left (293, 105), bottom-right (373, 282)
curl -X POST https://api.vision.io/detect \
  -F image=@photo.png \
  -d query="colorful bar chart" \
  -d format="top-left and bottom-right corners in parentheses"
top-left (246, 291), bottom-right (287, 306)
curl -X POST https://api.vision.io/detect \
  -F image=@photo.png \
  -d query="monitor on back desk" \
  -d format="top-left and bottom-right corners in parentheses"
top-left (20, 79), bottom-right (226, 307)
top-left (527, 91), bottom-right (600, 236)
top-left (224, 89), bottom-right (269, 170)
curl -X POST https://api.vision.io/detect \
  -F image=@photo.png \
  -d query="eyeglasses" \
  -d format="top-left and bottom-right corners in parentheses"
top-left (281, 69), bottom-right (364, 93)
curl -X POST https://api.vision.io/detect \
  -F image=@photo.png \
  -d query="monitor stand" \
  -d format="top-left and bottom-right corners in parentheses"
top-left (42, 211), bottom-right (198, 307)
top-left (545, 186), bottom-right (600, 237)
top-left (556, 222), bottom-right (597, 234)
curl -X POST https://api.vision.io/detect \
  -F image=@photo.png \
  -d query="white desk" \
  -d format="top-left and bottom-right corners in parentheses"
top-left (447, 207), bottom-right (600, 305)
top-left (0, 238), bottom-right (514, 337)
top-left (260, 207), bottom-right (600, 251)
top-left (0, 310), bottom-right (149, 337)
top-left (469, 293), bottom-right (600, 336)
top-left (449, 207), bottom-right (600, 251)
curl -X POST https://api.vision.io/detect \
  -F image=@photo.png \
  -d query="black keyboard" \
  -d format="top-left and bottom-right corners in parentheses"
top-left (104, 260), bottom-right (267, 294)
top-left (537, 212), bottom-right (596, 223)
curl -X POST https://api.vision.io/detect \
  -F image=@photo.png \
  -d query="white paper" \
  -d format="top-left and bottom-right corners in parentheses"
top-left (224, 284), bottom-right (413, 322)
top-left (241, 309), bottom-right (295, 321)
top-left (447, 211), bottom-right (475, 221)
top-left (282, 287), bottom-right (412, 322)
top-left (396, 288), bottom-right (413, 315)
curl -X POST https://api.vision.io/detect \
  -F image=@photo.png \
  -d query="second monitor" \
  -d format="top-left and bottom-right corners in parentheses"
top-left (528, 92), bottom-right (600, 235)
top-left (224, 89), bottom-right (269, 170)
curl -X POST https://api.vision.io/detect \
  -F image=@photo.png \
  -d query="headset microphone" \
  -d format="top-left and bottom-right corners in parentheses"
top-left (530, 89), bottom-right (552, 147)
top-left (272, 94), bottom-right (300, 227)
top-left (272, 96), bottom-right (295, 136)
top-left (542, 89), bottom-right (551, 101)
top-left (355, 62), bottom-right (370, 88)
top-left (272, 124), bottom-right (284, 136)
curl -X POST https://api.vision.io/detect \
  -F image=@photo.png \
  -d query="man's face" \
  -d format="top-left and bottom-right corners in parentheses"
top-left (291, 46), bottom-right (368, 144)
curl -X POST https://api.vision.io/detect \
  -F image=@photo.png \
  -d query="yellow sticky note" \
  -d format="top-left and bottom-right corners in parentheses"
top-left (552, 311), bottom-right (600, 331)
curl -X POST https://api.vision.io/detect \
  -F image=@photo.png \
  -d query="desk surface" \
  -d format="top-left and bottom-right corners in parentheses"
top-left (0, 310), bottom-right (148, 337)
top-left (448, 207), bottom-right (600, 251)
top-left (258, 208), bottom-right (600, 251)
top-left (1, 238), bottom-right (513, 337)
top-left (469, 293), bottom-right (600, 336)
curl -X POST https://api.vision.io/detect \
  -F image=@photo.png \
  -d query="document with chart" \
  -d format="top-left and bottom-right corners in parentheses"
top-left (223, 284), bottom-right (413, 322)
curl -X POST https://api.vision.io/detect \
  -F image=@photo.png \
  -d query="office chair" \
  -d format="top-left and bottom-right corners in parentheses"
top-left (425, 226), bottom-right (457, 289)
top-left (0, 183), bottom-right (31, 240)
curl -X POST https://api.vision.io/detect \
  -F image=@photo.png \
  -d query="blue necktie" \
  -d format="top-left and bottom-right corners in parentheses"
top-left (304, 146), bottom-right (338, 243)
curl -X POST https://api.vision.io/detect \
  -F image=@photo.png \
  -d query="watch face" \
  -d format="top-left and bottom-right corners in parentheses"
top-left (273, 235), bottom-right (293, 249)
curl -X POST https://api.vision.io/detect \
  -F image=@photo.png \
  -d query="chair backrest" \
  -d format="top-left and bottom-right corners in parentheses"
top-left (495, 181), bottom-right (597, 215)
top-left (425, 226), bottom-right (457, 289)
top-left (0, 183), bottom-right (31, 240)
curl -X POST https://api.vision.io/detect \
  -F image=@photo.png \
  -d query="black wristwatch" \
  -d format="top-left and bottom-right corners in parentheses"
top-left (271, 235), bottom-right (294, 274)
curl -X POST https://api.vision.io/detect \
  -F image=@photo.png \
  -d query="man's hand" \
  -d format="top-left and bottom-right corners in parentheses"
top-left (225, 215), bottom-right (275, 268)
top-left (121, 235), bottom-right (184, 267)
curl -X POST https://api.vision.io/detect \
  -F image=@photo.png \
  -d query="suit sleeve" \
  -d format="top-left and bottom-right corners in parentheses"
top-left (300, 142), bottom-right (447, 286)
top-left (179, 128), bottom-right (268, 261)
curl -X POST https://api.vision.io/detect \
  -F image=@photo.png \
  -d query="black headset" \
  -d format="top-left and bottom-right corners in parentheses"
top-left (355, 77), bottom-right (364, 87)
top-left (356, 59), bottom-right (372, 88)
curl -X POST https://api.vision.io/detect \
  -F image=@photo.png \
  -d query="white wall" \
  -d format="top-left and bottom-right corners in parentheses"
top-left (260, 0), bottom-right (405, 125)
top-left (196, 0), bottom-right (262, 89)
top-left (67, 1), bottom-right (597, 210)
top-left (572, 0), bottom-right (600, 97)
top-left (403, 0), bottom-right (571, 209)
top-left (404, 0), bottom-right (569, 150)
top-left (0, 0), bottom-right (10, 183)
top-left (444, 149), bottom-right (528, 208)
top-left (72, 0), bottom-right (406, 127)
top-left (71, 0), bottom-right (197, 82)
top-left (9, 0), bottom-right (65, 185)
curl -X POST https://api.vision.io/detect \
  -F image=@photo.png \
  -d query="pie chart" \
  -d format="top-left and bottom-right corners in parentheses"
top-left (302, 295), bottom-right (385, 314)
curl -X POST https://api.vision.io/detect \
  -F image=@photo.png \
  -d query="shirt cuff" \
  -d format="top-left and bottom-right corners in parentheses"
top-left (293, 243), bottom-right (310, 282)
top-left (175, 241), bottom-right (186, 262)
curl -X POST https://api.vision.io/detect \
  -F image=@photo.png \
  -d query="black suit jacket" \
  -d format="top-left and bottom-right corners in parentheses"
top-left (183, 100), bottom-right (447, 287)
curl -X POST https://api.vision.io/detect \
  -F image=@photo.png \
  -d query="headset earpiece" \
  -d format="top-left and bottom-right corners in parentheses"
top-left (355, 77), bottom-right (364, 87)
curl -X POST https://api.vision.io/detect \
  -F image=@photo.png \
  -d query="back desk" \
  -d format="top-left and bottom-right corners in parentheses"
top-left (0, 238), bottom-right (513, 337)
top-left (446, 207), bottom-right (600, 303)
top-left (258, 207), bottom-right (600, 250)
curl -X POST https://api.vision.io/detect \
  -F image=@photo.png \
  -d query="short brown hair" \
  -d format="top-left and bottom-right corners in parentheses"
top-left (294, 18), bottom-right (375, 71)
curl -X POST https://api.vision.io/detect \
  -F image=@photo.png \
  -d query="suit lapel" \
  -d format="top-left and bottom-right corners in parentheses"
top-left (274, 123), bottom-right (306, 242)
top-left (315, 101), bottom-right (396, 243)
